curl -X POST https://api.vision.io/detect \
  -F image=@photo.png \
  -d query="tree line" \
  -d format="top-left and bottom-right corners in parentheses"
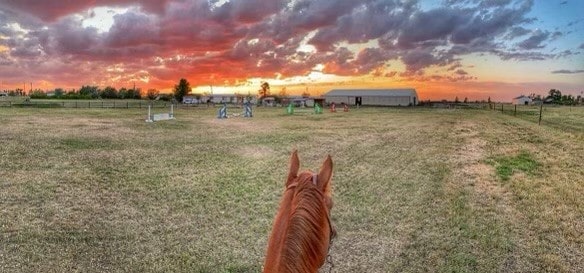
top-left (528, 89), bottom-right (582, 105)
top-left (2, 78), bottom-right (192, 102)
top-left (24, 86), bottom-right (165, 100)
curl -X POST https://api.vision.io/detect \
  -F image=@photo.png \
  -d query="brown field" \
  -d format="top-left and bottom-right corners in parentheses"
top-left (0, 105), bottom-right (582, 272)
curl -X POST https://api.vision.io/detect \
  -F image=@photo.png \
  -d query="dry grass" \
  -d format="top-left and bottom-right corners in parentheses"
top-left (0, 106), bottom-right (582, 273)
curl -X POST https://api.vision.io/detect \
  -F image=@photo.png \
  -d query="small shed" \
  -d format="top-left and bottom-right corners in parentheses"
top-left (324, 88), bottom-right (418, 106)
top-left (512, 95), bottom-right (532, 105)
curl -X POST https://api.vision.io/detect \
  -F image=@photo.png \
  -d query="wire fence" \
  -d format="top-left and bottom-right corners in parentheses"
top-left (497, 103), bottom-right (584, 132)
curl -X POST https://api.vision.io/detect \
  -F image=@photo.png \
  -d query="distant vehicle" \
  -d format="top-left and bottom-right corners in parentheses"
top-left (182, 97), bottom-right (198, 104)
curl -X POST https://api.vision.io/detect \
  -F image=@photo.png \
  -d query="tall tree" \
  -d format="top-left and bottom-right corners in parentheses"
top-left (100, 86), bottom-right (118, 99)
top-left (118, 87), bottom-right (128, 99)
top-left (127, 88), bottom-right (141, 99)
top-left (54, 88), bottom-right (64, 98)
top-left (174, 78), bottom-right (190, 102)
top-left (147, 89), bottom-right (159, 100)
top-left (548, 89), bottom-right (562, 103)
top-left (259, 81), bottom-right (270, 99)
top-left (79, 85), bottom-right (99, 99)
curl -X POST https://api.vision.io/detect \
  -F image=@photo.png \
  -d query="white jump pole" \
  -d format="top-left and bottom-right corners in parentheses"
top-left (146, 105), bottom-right (153, 122)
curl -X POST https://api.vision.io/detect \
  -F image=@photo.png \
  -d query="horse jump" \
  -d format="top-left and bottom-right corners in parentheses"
top-left (217, 101), bottom-right (253, 119)
top-left (145, 104), bottom-right (175, 122)
top-left (286, 103), bottom-right (323, 115)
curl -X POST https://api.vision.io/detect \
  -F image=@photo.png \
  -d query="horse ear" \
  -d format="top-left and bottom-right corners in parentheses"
top-left (287, 150), bottom-right (300, 186)
top-left (318, 155), bottom-right (333, 193)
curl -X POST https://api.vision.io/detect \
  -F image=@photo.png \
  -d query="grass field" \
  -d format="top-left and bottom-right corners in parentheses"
top-left (1, 105), bottom-right (582, 272)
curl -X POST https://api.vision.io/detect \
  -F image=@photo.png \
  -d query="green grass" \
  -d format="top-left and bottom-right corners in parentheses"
top-left (491, 151), bottom-right (540, 181)
top-left (0, 106), bottom-right (582, 272)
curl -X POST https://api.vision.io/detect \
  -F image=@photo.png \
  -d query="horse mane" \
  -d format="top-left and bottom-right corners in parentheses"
top-left (264, 151), bottom-right (334, 273)
top-left (278, 173), bottom-right (329, 273)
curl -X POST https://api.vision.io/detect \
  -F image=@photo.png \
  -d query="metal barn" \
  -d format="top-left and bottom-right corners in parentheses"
top-left (324, 89), bottom-right (419, 106)
top-left (512, 95), bottom-right (532, 105)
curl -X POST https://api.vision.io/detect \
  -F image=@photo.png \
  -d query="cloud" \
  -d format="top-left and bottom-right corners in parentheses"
top-left (401, 49), bottom-right (442, 72)
top-left (551, 69), bottom-right (584, 74)
top-left (455, 69), bottom-right (468, 75)
top-left (579, 43), bottom-right (584, 49)
top-left (397, 8), bottom-right (469, 49)
top-left (105, 11), bottom-right (160, 47)
top-left (517, 30), bottom-right (550, 49)
top-left (0, 0), bottom-right (577, 90)
top-left (0, 0), bottom-right (173, 22)
top-left (506, 27), bottom-right (531, 39)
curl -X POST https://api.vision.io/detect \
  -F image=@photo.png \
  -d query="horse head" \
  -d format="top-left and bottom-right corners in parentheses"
top-left (263, 150), bottom-right (335, 273)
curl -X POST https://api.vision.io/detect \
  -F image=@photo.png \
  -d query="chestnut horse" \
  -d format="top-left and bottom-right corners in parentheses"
top-left (263, 151), bottom-right (336, 273)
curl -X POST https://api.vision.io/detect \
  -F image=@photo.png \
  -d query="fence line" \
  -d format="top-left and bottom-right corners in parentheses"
top-left (0, 100), bottom-right (177, 109)
top-left (498, 103), bottom-right (583, 127)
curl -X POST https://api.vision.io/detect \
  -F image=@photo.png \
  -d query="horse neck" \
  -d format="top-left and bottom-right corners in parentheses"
top-left (264, 184), bottom-right (330, 273)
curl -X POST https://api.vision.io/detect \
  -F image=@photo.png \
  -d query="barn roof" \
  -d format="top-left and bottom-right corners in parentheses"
top-left (324, 88), bottom-right (417, 97)
top-left (513, 95), bottom-right (531, 99)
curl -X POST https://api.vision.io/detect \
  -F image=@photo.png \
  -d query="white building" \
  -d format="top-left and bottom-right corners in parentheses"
top-left (512, 95), bottom-right (532, 105)
top-left (324, 88), bottom-right (419, 106)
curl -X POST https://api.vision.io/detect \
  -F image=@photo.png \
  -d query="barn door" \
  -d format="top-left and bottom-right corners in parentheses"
top-left (356, 97), bottom-right (362, 106)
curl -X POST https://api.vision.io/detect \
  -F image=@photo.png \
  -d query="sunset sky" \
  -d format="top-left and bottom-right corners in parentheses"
top-left (0, 0), bottom-right (583, 101)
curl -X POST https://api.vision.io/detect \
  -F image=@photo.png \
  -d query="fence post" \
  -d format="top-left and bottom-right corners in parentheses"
top-left (501, 104), bottom-right (503, 113)
top-left (127, 102), bottom-right (129, 109)
top-left (89, 101), bottom-right (91, 108)
top-left (538, 103), bottom-right (543, 125)
top-left (113, 101), bottom-right (116, 108)
top-left (514, 105), bottom-right (516, 116)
